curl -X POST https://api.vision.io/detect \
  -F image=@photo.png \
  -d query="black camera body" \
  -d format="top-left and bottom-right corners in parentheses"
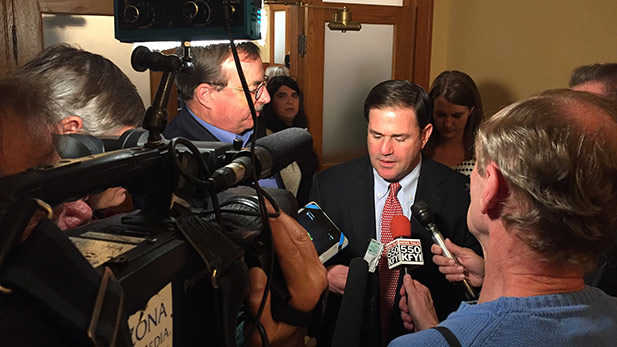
top-left (64, 183), bottom-right (297, 346)
top-left (0, 127), bottom-right (310, 346)
top-left (0, 3), bottom-right (316, 343)
top-left (66, 210), bottom-right (215, 346)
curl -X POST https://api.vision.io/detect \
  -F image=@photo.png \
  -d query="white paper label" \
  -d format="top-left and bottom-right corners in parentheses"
top-left (128, 282), bottom-right (173, 347)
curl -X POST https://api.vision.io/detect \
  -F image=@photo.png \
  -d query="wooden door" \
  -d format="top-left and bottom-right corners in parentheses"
top-left (294, 0), bottom-right (433, 167)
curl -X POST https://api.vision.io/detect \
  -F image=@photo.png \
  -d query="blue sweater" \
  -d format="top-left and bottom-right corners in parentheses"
top-left (389, 286), bottom-right (617, 346)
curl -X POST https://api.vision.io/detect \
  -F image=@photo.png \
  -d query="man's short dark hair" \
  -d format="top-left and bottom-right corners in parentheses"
top-left (569, 63), bottom-right (617, 101)
top-left (363, 80), bottom-right (433, 129)
top-left (176, 42), bottom-right (261, 101)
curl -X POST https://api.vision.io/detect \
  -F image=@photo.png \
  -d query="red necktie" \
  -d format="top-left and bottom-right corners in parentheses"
top-left (378, 182), bottom-right (403, 336)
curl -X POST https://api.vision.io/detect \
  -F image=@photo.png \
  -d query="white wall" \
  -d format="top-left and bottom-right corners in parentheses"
top-left (43, 14), bottom-right (152, 106)
top-left (41, 13), bottom-right (272, 106)
top-left (431, 0), bottom-right (617, 115)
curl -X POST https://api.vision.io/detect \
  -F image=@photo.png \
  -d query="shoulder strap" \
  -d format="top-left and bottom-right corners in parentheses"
top-left (433, 326), bottom-right (462, 347)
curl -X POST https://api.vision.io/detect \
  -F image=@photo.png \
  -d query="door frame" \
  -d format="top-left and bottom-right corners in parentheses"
top-left (295, 0), bottom-right (433, 166)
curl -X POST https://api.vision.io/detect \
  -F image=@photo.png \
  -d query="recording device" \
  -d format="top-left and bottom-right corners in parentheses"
top-left (296, 201), bottom-right (348, 263)
top-left (385, 215), bottom-right (424, 275)
top-left (0, 3), bottom-right (316, 344)
top-left (55, 127), bottom-right (312, 194)
top-left (0, 127), bottom-right (314, 346)
top-left (411, 200), bottom-right (477, 299)
top-left (114, 0), bottom-right (262, 42)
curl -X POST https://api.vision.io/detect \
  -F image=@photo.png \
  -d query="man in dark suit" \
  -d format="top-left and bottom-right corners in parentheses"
top-left (163, 42), bottom-right (281, 188)
top-left (310, 80), bottom-right (481, 345)
top-left (164, 42), bottom-right (270, 142)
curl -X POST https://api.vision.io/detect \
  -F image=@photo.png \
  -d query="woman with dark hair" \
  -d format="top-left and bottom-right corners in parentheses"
top-left (425, 70), bottom-right (483, 176)
top-left (262, 76), bottom-right (318, 206)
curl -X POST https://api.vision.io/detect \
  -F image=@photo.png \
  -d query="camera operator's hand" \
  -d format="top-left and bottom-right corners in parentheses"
top-left (246, 210), bottom-right (328, 347)
top-left (85, 187), bottom-right (128, 211)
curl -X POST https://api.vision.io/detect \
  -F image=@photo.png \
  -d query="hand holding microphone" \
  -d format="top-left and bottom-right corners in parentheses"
top-left (385, 215), bottom-right (439, 332)
top-left (411, 200), bottom-right (478, 299)
top-left (431, 239), bottom-right (485, 287)
top-left (398, 274), bottom-right (439, 332)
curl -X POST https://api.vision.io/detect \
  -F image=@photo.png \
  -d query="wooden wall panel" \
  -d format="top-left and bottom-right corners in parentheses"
top-left (0, 0), bottom-right (42, 75)
top-left (38, 0), bottom-right (113, 15)
top-left (0, 0), bottom-right (114, 75)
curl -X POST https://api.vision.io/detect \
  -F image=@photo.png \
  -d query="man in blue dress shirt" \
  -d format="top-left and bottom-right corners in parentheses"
top-left (164, 42), bottom-right (280, 188)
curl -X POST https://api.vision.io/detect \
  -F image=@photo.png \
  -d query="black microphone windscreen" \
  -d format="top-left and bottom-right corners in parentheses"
top-left (254, 128), bottom-right (313, 172)
top-left (332, 258), bottom-right (369, 347)
top-left (131, 46), bottom-right (183, 73)
top-left (411, 200), bottom-right (434, 227)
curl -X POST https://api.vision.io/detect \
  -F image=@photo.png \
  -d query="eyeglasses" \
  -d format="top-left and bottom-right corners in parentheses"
top-left (208, 78), bottom-right (269, 100)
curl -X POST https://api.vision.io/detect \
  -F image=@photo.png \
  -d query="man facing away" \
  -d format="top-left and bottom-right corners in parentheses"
top-left (17, 44), bottom-right (146, 227)
top-left (310, 80), bottom-right (481, 345)
top-left (390, 89), bottom-right (617, 346)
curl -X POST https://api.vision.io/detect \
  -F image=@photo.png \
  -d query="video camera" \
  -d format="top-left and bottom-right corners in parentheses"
top-left (0, 124), bottom-right (313, 346)
top-left (0, 2), bottom-right (317, 346)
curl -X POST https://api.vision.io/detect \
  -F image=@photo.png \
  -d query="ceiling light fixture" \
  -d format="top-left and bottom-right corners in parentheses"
top-left (264, 1), bottom-right (362, 32)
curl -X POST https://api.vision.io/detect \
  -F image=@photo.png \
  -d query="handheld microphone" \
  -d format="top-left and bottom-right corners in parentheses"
top-left (411, 200), bottom-right (477, 299)
top-left (208, 128), bottom-right (313, 192)
top-left (385, 215), bottom-right (424, 275)
top-left (332, 257), bottom-right (369, 347)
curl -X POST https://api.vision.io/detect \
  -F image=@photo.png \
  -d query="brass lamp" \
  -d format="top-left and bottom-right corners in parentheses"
top-left (327, 7), bottom-right (361, 32)
top-left (265, 1), bottom-right (362, 32)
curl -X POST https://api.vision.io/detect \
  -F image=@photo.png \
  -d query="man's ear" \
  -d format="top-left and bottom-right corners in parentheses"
top-left (420, 123), bottom-right (433, 148)
top-left (194, 83), bottom-right (217, 109)
top-left (480, 162), bottom-right (507, 215)
top-left (58, 116), bottom-right (83, 134)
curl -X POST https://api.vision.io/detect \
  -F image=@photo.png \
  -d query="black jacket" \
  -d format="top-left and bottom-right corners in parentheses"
top-left (309, 155), bottom-right (481, 345)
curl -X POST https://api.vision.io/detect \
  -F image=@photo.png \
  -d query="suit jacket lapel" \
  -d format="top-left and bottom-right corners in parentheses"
top-left (346, 157), bottom-right (376, 252)
top-left (415, 155), bottom-right (447, 216)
